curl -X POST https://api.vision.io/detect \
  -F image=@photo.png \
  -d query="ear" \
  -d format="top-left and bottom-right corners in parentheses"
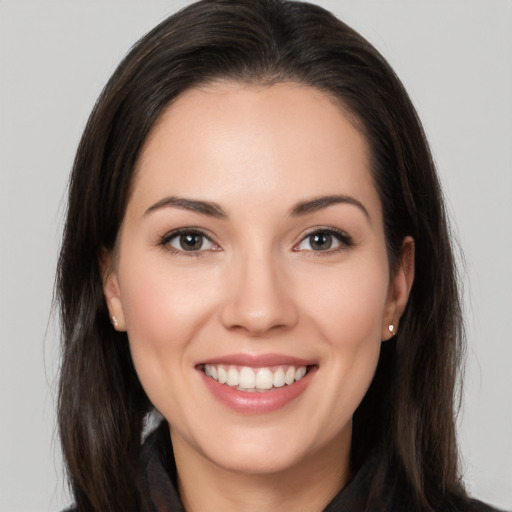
top-left (382, 236), bottom-right (415, 340)
top-left (99, 249), bottom-right (126, 331)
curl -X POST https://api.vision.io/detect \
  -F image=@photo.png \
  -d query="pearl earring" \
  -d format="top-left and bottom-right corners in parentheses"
top-left (111, 316), bottom-right (118, 328)
top-left (388, 324), bottom-right (395, 336)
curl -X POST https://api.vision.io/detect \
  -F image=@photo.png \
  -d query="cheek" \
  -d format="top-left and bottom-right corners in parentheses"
top-left (117, 258), bottom-right (225, 420)
top-left (298, 259), bottom-right (387, 425)
top-left (298, 258), bottom-right (390, 346)
top-left (117, 253), bottom-right (221, 372)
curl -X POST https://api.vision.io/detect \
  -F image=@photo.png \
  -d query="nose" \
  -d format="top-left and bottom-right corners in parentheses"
top-left (220, 251), bottom-right (298, 336)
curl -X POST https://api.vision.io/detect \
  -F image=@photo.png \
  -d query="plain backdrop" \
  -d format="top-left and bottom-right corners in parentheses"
top-left (0, 1), bottom-right (511, 511)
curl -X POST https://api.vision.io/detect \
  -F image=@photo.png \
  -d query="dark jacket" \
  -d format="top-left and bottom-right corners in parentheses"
top-left (64, 420), bottom-right (506, 511)
top-left (139, 420), bottom-right (505, 512)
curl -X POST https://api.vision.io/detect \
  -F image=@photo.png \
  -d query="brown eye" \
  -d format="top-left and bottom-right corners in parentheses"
top-left (166, 231), bottom-right (216, 252)
top-left (179, 233), bottom-right (204, 251)
top-left (309, 232), bottom-right (333, 251)
top-left (295, 229), bottom-right (353, 253)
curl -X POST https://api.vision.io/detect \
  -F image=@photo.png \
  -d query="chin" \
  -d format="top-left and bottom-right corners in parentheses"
top-left (189, 419), bottom-right (341, 476)
top-left (205, 440), bottom-right (307, 476)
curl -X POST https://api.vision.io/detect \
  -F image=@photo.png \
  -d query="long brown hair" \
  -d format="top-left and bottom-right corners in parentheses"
top-left (57, 1), bottom-right (466, 510)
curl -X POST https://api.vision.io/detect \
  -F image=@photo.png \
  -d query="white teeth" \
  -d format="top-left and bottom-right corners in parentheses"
top-left (218, 366), bottom-right (228, 384)
top-left (273, 367), bottom-right (285, 388)
top-left (255, 368), bottom-right (273, 390)
top-left (203, 364), bottom-right (309, 391)
top-left (285, 366), bottom-right (296, 385)
top-left (238, 367), bottom-right (256, 389)
top-left (227, 367), bottom-right (239, 387)
top-left (295, 367), bottom-right (307, 380)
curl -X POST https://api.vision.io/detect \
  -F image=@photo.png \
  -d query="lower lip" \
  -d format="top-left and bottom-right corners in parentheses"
top-left (199, 367), bottom-right (316, 414)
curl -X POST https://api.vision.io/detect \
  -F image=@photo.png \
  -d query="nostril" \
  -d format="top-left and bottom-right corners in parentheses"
top-left (219, 262), bottom-right (298, 334)
top-left (227, 321), bottom-right (292, 337)
top-left (221, 303), bottom-right (298, 337)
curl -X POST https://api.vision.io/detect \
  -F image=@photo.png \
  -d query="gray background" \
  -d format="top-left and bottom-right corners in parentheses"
top-left (1, 1), bottom-right (511, 510)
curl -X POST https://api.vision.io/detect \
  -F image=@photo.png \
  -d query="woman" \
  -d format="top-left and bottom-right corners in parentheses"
top-left (56, 1), bottom-right (503, 511)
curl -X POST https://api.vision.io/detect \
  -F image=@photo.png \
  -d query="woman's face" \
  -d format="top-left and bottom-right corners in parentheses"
top-left (104, 82), bottom-right (413, 476)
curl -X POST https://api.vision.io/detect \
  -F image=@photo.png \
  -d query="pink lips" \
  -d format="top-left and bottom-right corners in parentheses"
top-left (197, 353), bottom-right (317, 414)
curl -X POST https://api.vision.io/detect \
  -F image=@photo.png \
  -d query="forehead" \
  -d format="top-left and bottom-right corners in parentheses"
top-left (130, 81), bottom-right (380, 220)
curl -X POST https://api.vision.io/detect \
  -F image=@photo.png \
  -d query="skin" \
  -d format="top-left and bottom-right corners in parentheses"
top-left (103, 82), bottom-right (414, 512)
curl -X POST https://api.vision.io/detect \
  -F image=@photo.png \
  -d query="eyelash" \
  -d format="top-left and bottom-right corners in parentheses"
top-left (158, 228), bottom-right (219, 256)
top-left (158, 227), bottom-right (354, 256)
top-left (293, 227), bottom-right (354, 254)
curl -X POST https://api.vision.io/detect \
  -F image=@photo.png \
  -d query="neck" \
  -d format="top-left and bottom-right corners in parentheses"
top-left (171, 428), bottom-right (352, 512)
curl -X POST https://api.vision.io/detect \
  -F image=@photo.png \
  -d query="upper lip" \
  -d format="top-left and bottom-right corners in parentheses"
top-left (198, 353), bottom-right (315, 368)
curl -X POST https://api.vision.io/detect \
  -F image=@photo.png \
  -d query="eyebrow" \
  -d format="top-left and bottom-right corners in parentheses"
top-left (144, 194), bottom-right (369, 221)
top-left (289, 195), bottom-right (370, 220)
top-left (144, 196), bottom-right (227, 218)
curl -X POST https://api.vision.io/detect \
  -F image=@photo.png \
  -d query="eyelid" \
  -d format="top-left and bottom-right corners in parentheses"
top-left (158, 227), bottom-right (221, 255)
top-left (157, 226), bottom-right (353, 255)
top-left (293, 227), bottom-right (354, 253)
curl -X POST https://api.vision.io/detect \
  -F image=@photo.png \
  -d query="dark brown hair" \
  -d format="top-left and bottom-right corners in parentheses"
top-left (57, 1), bottom-right (467, 510)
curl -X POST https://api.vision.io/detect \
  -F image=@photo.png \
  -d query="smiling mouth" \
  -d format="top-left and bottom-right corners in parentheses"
top-left (200, 364), bottom-right (313, 392)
